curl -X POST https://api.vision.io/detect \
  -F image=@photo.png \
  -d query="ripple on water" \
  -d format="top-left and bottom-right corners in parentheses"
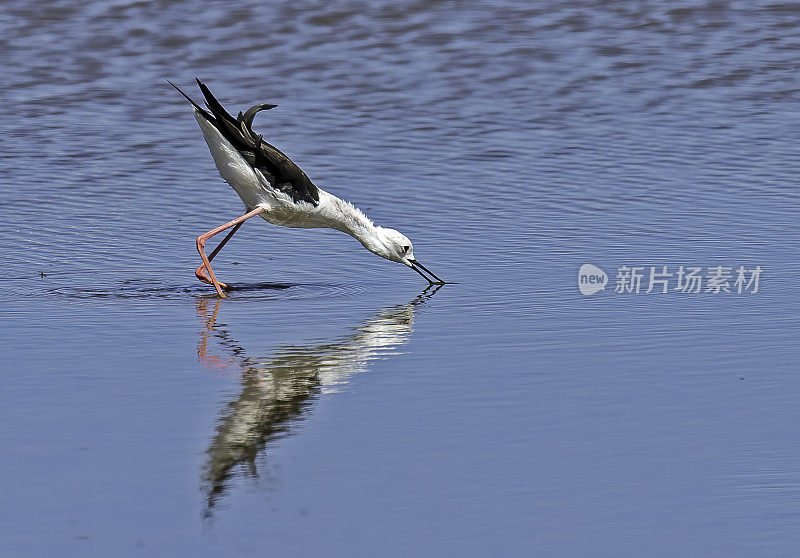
top-left (44, 278), bottom-right (368, 301)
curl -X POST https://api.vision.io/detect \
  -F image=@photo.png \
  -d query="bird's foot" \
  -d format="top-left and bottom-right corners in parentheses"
top-left (195, 266), bottom-right (229, 291)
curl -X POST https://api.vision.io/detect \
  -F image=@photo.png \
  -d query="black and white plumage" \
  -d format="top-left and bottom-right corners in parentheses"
top-left (170, 79), bottom-right (444, 297)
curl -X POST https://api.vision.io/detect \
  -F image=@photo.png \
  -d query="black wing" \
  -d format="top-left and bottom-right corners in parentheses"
top-left (170, 79), bottom-right (320, 206)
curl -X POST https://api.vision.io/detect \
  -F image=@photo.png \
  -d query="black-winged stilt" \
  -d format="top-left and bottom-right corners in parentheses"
top-left (170, 79), bottom-right (445, 297)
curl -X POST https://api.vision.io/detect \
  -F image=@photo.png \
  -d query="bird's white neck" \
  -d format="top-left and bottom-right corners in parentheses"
top-left (318, 190), bottom-right (380, 249)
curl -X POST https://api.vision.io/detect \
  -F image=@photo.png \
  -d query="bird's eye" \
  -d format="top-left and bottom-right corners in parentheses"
top-left (402, 245), bottom-right (410, 254)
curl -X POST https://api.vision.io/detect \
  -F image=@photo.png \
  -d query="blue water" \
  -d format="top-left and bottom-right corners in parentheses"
top-left (2, 1), bottom-right (800, 555)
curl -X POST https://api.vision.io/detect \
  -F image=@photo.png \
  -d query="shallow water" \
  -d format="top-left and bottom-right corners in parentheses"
top-left (2, 1), bottom-right (800, 555)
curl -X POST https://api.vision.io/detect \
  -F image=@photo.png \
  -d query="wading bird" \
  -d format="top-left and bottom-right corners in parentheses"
top-left (170, 79), bottom-right (445, 297)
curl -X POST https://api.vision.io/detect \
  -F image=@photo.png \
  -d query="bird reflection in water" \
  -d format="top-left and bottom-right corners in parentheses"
top-left (195, 286), bottom-right (441, 517)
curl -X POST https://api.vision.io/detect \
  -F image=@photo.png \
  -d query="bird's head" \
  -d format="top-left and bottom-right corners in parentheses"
top-left (369, 227), bottom-right (415, 264)
top-left (365, 227), bottom-right (445, 284)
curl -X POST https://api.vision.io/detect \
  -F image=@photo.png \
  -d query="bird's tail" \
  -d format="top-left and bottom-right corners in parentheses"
top-left (167, 79), bottom-right (211, 118)
top-left (168, 78), bottom-right (278, 151)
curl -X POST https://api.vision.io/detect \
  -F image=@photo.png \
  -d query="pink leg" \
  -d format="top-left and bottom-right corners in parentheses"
top-left (196, 206), bottom-right (265, 298)
top-left (194, 221), bottom-right (244, 286)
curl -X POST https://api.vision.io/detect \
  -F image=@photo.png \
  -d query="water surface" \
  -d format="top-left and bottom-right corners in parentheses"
top-left (2, 1), bottom-right (800, 556)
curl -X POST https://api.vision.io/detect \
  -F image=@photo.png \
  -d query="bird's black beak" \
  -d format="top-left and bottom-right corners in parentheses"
top-left (408, 259), bottom-right (446, 285)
